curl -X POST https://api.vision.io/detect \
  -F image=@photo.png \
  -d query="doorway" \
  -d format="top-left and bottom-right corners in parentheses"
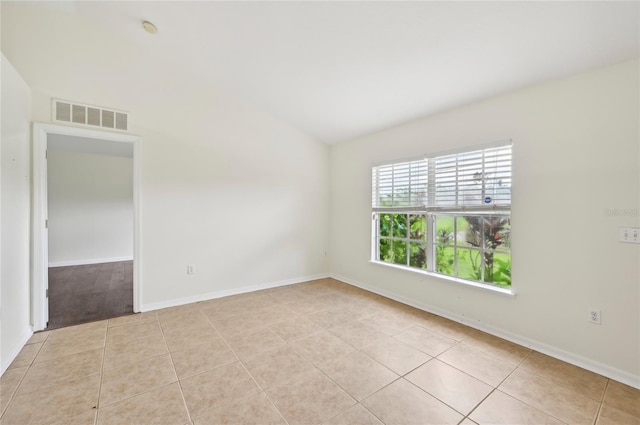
top-left (32, 123), bottom-right (141, 331)
top-left (46, 134), bottom-right (134, 328)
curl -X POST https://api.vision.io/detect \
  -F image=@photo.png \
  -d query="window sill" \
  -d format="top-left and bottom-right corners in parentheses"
top-left (369, 260), bottom-right (516, 296)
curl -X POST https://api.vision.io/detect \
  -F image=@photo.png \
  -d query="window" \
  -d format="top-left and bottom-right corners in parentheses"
top-left (372, 142), bottom-right (512, 289)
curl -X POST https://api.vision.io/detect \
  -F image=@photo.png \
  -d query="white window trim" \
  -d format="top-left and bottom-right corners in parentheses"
top-left (369, 259), bottom-right (515, 296)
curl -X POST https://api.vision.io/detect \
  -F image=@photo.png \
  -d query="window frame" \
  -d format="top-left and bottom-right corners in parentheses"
top-left (371, 141), bottom-right (513, 295)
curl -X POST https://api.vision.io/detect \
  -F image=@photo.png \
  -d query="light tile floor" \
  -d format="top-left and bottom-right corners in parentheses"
top-left (1, 278), bottom-right (639, 425)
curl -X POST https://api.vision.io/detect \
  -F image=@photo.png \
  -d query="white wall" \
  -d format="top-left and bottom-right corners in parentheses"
top-left (1, 3), bottom-right (330, 311)
top-left (330, 59), bottom-right (640, 385)
top-left (128, 112), bottom-right (329, 310)
top-left (1, 54), bottom-right (32, 373)
top-left (47, 148), bottom-right (133, 266)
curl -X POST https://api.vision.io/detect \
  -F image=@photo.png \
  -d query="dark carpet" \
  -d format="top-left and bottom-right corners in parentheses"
top-left (47, 261), bottom-right (133, 330)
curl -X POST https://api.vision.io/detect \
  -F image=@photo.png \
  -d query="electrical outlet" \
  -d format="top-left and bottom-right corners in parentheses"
top-left (619, 227), bottom-right (640, 244)
top-left (187, 265), bottom-right (195, 275)
top-left (588, 309), bottom-right (601, 325)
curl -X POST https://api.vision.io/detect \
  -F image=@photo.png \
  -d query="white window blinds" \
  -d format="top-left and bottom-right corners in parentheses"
top-left (372, 142), bottom-right (511, 212)
top-left (372, 159), bottom-right (428, 209)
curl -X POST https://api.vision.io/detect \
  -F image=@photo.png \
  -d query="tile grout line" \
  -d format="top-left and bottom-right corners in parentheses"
top-left (212, 292), bottom-right (366, 425)
top-left (372, 303), bottom-right (618, 421)
top-left (359, 402), bottom-right (387, 425)
top-left (434, 333), bottom-right (540, 388)
top-left (0, 356), bottom-right (39, 421)
top-left (92, 323), bottom-right (109, 425)
top-left (463, 349), bottom-right (571, 425)
top-left (291, 343), bottom-right (391, 425)
top-left (6, 324), bottom-right (115, 423)
top-left (592, 379), bottom-right (610, 425)
top-left (103, 310), bottom-right (299, 416)
top-left (201, 296), bottom-right (294, 424)
top-left (498, 350), bottom-right (608, 421)
top-left (460, 349), bottom-right (535, 424)
top-left (158, 315), bottom-right (194, 425)
top-left (238, 361), bottom-right (292, 425)
top-left (320, 404), bottom-right (356, 424)
top-left (311, 325), bottom-right (407, 423)
top-left (96, 356), bottom-right (180, 410)
top-left (270, 292), bottom-right (435, 424)
top-left (1, 330), bottom-right (52, 420)
top-left (400, 374), bottom-right (471, 421)
top-left (401, 355), bottom-right (488, 420)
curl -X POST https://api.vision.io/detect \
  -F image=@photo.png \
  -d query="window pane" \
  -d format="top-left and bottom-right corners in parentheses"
top-left (379, 214), bottom-right (392, 237)
top-left (461, 215), bottom-right (483, 248)
top-left (457, 151), bottom-right (483, 206)
top-left (373, 143), bottom-right (510, 210)
top-left (373, 160), bottom-right (428, 208)
top-left (435, 155), bottom-right (457, 206)
top-left (375, 168), bottom-right (393, 207)
top-left (379, 238), bottom-right (392, 262)
top-left (485, 251), bottom-right (511, 286)
top-left (484, 146), bottom-right (512, 205)
top-left (392, 241), bottom-right (407, 265)
top-left (457, 248), bottom-right (482, 281)
top-left (394, 166), bottom-right (410, 207)
top-left (456, 216), bottom-right (473, 247)
top-left (409, 162), bottom-right (428, 206)
top-left (435, 216), bottom-right (454, 245)
top-left (483, 216), bottom-right (511, 251)
top-left (436, 246), bottom-right (454, 276)
top-left (409, 242), bottom-right (427, 269)
top-left (409, 214), bottom-right (426, 240)
top-left (393, 214), bottom-right (407, 238)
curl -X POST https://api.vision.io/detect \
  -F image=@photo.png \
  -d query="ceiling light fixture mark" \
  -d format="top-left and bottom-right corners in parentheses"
top-left (142, 20), bottom-right (157, 34)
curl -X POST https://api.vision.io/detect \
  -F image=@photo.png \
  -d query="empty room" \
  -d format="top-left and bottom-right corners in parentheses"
top-left (1, 1), bottom-right (638, 425)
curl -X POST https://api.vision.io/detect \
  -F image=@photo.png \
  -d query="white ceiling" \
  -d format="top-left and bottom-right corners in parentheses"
top-left (7, 1), bottom-right (640, 144)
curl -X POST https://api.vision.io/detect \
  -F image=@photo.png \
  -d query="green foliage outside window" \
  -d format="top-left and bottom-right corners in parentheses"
top-left (379, 214), bottom-right (427, 269)
top-left (377, 213), bottom-right (511, 288)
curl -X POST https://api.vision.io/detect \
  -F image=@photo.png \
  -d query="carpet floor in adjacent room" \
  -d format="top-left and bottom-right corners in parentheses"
top-left (47, 261), bottom-right (133, 330)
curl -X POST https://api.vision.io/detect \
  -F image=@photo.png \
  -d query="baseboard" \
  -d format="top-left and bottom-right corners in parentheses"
top-left (1, 326), bottom-right (33, 376)
top-left (140, 273), bottom-right (331, 312)
top-left (330, 272), bottom-right (640, 390)
top-left (49, 256), bottom-right (134, 268)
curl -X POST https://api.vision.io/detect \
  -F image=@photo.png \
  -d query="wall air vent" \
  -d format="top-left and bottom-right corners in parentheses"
top-left (52, 99), bottom-right (129, 132)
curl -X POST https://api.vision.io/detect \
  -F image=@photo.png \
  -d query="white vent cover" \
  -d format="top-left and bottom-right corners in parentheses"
top-left (52, 99), bottom-right (129, 131)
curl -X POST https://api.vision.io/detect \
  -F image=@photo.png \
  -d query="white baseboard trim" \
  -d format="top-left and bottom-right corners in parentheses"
top-left (140, 273), bottom-right (330, 313)
top-left (49, 256), bottom-right (134, 268)
top-left (331, 273), bottom-right (640, 390)
top-left (1, 327), bottom-right (33, 376)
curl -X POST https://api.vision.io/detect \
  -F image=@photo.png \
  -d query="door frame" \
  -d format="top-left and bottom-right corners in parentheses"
top-left (32, 122), bottom-right (141, 331)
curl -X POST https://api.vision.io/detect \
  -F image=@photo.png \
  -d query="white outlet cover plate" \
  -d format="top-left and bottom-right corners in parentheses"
top-left (619, 227), bottom-right (640, 244)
